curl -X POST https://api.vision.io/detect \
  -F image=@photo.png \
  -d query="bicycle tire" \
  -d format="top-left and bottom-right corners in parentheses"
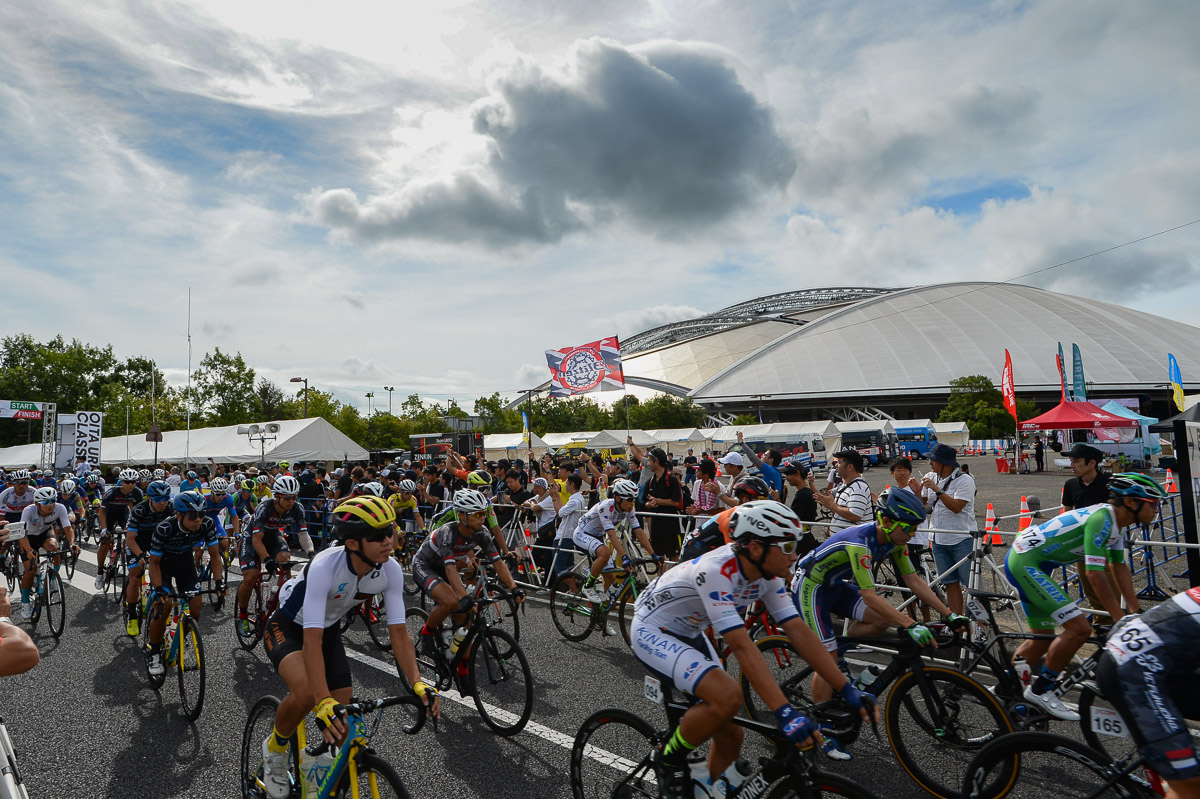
top-left (178, 614), bottom-right (205, 722)
top-left (1078, 684), bottom-right (1146, 785)
top-left (960, 730), bottom-right (1149, 799)
top-left (549, 572), bottom-right (596, 642)
top-left (616, 591), bottom-right (635, 648)
top-left (403, 607), bottom-right (437, 676)
top-left (366, 595), bottom-right (392, 652)
top-left (335, 751), bottom-right (412, 799)
top-left (107, 555), bottom-right (126, 604)
top-left (4, 550), bottom-right (15, 593)
top-left (45, 568), bottom-right (66, 638)
top-left (236, 584), bottom-right (264, 651)
top-left (886, 665), bottom-right (1014, 799)
top-left (338, 606), bottom-right (355, 635)
top-left (206, 550), bottom-right (227, 611)
top-left (569, 707), bottom-right (659, 799)
top-left (469, 627), bottom-right (533, 736)
top-left (764, 770), bottom-right (878, 798)
top-left (241, 694), bottom-right (287, 799)
top-left (740, 636), bottom-right (813, 727)
top-left (63, 547), bottom-right (76, 580)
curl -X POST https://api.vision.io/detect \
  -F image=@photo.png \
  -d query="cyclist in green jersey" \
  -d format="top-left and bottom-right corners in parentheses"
top-left (430, 471), bottom-right (513, 558)
top-left (1004, 472), bottom-right (1164, 720)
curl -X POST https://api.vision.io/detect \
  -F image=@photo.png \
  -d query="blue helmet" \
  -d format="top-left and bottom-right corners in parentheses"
top-left (173, 490), bottom-right (205, 513)
top-left (146, 480), bottom-right (172, 502)
top-left (1108, 473), bottom-right (1166, 501)
top-left (879, 488), bottom-right (926, 525)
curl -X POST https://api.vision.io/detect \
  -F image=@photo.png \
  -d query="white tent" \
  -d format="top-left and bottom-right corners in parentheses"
top-left (483, 433), bottom-right (549, 460)
top-left (646, 428), bottom-right (711, 456)
top-left (0, 443), bottom-right (44, 470)
top-left (709, 424), bottom-right (775, 445)
top-left (932, 421), bottom-right (970, 448)
top-left (587, 429), bottom-right (656, 449)
top-left (0, 417), bottom-right (368, 469)
top-left (541, 431), bottom-right (596, 449)
top-left (834, 420), bottom-right (898, 436)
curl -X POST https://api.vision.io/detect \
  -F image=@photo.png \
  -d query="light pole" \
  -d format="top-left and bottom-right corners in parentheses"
top-left (365, 392), bottom-right (374, 451)
top-left (290, 377), bottom-right (309, 418)
top-left (384, 386), bottom-right (395, 416)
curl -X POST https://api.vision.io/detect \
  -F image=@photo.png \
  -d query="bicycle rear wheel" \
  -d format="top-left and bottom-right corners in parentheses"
top-left (616, 591), bottom-right (635, 648)
top-left (335, 751), bottom-right (412, 799)
top-left (550, 572), bottom-right (596, 642)
top-left (886, 665), bottom-right (1014, 799)
top-left (4, 551), bottom-right (15, 592)
top-left (236, 584), bottom-right (264, 651)
top-left (960, 730), bottom-right (1148, 799)
top-left (63, 547), bottom-right (76, 580)
top-left (44, 568), bottom-right (66, 638)
top-left (178, 615), bottom-right (205, 721)
top-left (241, 695), bottom-right (291, 799)
top-left (1078, 684), bottom-right (1149, 789)
top-left (469, 628), bottom-right (533, 735)
top-left (569, 707), bottom-right (658, 799)
top-left (107, 554), bottom-right (126, 604)
top-left (366, 595), bottom-right (392, 652)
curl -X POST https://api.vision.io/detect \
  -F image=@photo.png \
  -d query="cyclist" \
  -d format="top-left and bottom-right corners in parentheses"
top-left (389, 479), bottom-right (426, 537)
top-left (56, 478), bottom-right (86, 528)
top-left (253, 474), bottom-right (272, 502)
top-left (259, 496), bottom-right (440, 799)
top-left (1096, 587), bottom-right (1200, 799)
top-left (0, 470), bottom-right (36, 525)
top-left (95, 469), bottom-right (144, 590)
top-left (233, 479), bottom-right (258, 522)
top-left (1004, 472), bottom-right (1159, 720)
top-left (144, 491), bottom-right (222, 677)
top-left (17, 487), bottom-right (73, 620)
top-left (136, 468), bottom-right (152, 492)
top-left (411, 489), bottom-right (524, 661)
top-left (678, 474), bottom-right (770, 560)
top-left (179, 470), bottom-right (203, 493)
top-left (200, 476), bottom-right (238, 564)
top-left (121, 480), bottom-right (176, 636)
top-left (792, 488), bottom-right (967, 708)
top-left (236, 476), bottom-right (307, 635)
top-left (82, 471), bottom-right (105, 503)
top-left (632, 500), bottom-right (873, 798)
top-left (571, 478), bottom-right (659, 603)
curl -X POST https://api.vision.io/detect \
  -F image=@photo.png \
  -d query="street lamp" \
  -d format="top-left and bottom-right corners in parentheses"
top-left (365, 392), bottom-right (375, 451)
top-left (290, 377), bottom-right (309, 418)
top-left (384, 386), bottom-right (395, 416)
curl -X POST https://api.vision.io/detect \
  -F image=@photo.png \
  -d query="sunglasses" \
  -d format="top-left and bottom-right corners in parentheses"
top-left (38, 498), bottom-right (57, 506)
top-left (466, 510), bottom-right (487, 519)
top-left (15, 480), bottom-right (29, 486)
top-left (180, 511), bottom-right (203, 521)
top-left (775, 540), bottom-right (798, 555)
top-left (276, 494), bottom-right (298, 502)
top-left (363, 527), bottom-right (396, 543)
top-left (121, 480), bottom-right (136, 486)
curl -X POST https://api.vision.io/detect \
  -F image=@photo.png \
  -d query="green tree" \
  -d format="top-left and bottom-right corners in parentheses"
top-left (731, 413), bottom-right (759, 425)
top-left (938, 375), bottom-right (1039, 438)
top-left (529, 395), bottom-right (611, 433)
top-left (254, 378), bottom-right (300, 421)
top-left (191, 348), bottom-right (256, 426)
top-left (474, 393), bottom-right (522, 434)
top-left (627, 394), bottom-right (706, 430)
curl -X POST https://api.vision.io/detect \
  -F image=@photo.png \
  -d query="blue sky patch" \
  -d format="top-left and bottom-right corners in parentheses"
top-left (922, 180), bottom-right (1030, 215)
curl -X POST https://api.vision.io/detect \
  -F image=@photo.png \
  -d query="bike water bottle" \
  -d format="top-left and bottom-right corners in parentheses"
top-left (606, 582), bottom-right (621, 603)
top-left (854, 665), bottom-right (881, 691)
top-left (714, 759), bottom-right (754, 797)
top-left (1013, 656), bottom-right (1032, 688)
top-left (301, 740), bottom-right (334, 798)
top-left (449, 627), bottom-right (468, 655)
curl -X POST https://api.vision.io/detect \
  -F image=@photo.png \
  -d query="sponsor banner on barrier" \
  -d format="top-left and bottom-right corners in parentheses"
top-left (0, 400), bottom-right (42, 420)
top-left (74, 411), bottom-right (103, 465)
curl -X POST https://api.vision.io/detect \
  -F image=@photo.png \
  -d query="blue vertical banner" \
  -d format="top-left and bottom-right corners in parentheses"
top-left (1072, 344), bottom-right (1087, 402)
top-left (521, 410), bottom-right (530, 446)
top-left (1169, 354), bottom-right (1185, 411)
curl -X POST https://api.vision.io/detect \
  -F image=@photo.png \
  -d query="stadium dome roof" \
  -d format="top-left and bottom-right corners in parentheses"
top-left (684, 283), bottom-right (1200, 404)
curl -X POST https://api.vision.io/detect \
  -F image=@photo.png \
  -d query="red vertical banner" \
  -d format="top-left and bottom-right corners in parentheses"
top-left (1002, 349), bottom-right (1018, 422)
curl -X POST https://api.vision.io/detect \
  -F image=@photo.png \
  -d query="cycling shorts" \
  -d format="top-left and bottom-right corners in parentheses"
top-left (629, 617), bottom-right (721, 698)
top-left (793, 578), bottom-right (866, 651)
top-left (23, 532), bottom-right (54, 554)
top-left (1003, 557), bottom-right (1081, 630)
top-left (158, 555), bottom-right (200, 596)
top-left (125, 547), bottom-right (147, 569)
top-left (239, 530), bottom-right (287, 571)
top-left (263, 612), bottom-right (351, 693)
top-left (572, 528), bottom-right (608, 559)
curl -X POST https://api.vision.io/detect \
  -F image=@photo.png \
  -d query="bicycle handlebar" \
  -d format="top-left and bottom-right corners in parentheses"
top-left (347, 693), bottom-right (429, 736)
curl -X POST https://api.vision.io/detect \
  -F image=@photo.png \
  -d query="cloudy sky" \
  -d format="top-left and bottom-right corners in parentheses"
top-left (2, 0), bottom-right (1198, 412)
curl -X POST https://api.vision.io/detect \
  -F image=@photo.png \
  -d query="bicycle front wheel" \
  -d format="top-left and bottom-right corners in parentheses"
top-left (335, 751), bottom-right (412, 799)
top-left (178, 614), bottom-right (206, 722)
top-left (886, 665), bottom-right (1014, 799)
top-left (765, 770), bottom-right (878, 798)
top-left (550, 572), bottom-right (595, 642)
top-left (242, 695), bottom-right (290, 799)
top-left (569, 708), bottom-right (658, 799)
top-left (44, 568), bottom-right (66, 638)
top-left (63, 548), bottom-right (76, 580)
top-left (960, 730), bottom-right (1149, 799)
top-left (740, 636), bottom-right (813, 726)
top-left (107, 555), bottom-right (126, 604)
top-left (236, 585), bottom-right (264, 651)
top-left (469, 627), bottom-right (533, 735)
top-left (1078, 684), bottom-right (1147, 787)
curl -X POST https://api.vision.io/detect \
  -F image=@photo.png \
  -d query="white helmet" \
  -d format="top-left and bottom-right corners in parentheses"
top-left (256, 475), bottom-right (269, 485)
top-left (138, 469), bottom-right (152, 481)
top-left (452, 488), bottom-right (489, 514)
top-left (119, 468), bottom-right (140, 482)
top-left (11, 469), bottom-right (30, 481)
top-left (358, 481), bottom-right (384, 497)
top-left (60, 479), bottom-right (77, 495)
top-left (729, 500), bottom-right (802, 543)
top-left (397, 479), bottom-right (417, 493)
top-left (209, 477), bottom-right (230, 494)
top-left (273, 475), bottom-right (300, 496)
top-left (610, 478), bottom-right (639, 500)
top-left (33, 486), bottom-right (58, 504)
top-left (153, 469), bottom-right (166, 480)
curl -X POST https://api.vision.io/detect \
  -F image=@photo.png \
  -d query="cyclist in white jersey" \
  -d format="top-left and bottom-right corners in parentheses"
top-left (258, 496), bottom-right (440, 799)
top-left (631, 500), bottom-right (875, 799)
top-left (572, 479), bottom-right (660, 602)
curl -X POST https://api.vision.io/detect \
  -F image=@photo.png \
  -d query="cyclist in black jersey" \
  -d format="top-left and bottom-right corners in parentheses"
top-left (95, 469), bottom-right (143, 591)
top-left (122, 481), bottom-right (175, 637)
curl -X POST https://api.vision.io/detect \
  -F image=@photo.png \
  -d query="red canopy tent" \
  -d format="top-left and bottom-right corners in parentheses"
top-left (1017, 400), bottom-right (1140, 431)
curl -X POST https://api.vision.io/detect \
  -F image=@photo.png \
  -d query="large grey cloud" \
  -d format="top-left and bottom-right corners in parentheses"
top-left (309, 37), bottom-right (796, 246)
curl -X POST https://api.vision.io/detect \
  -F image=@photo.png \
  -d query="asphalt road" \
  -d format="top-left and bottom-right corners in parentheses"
top-left (4, 541), bottom-right (1138, 799)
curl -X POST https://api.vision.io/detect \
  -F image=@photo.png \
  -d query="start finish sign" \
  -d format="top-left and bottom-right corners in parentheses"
top-left (0, 400), bottom-right (42, 420)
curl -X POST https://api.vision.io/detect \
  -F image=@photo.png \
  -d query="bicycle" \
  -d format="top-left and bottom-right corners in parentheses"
top-left (19, 543), bottom-right (66, 639)
top-left (549, 556), bottom-right (658, 645)
top-left (961, 730), bottom-right (1162, 798)
top-left (241, 692), bottom-right (427, 799)
top-left (336, 594), bottom-right (392, 652)
top-left (0, 714), bottom-right (30, 798)
top-left (570, 676), bottom-right (876, 798)
top-left (142, 588), bottom-right (206, 722)
top-left (403, 590), bottom-right (533, 735)
top-left (197, 545), bottom-right (227, 611)
top-left (1, 543), bottom-right (20, 594)
top-left (740, 628), bottom-right (1014, 799)
top-left (236, 559), bottom-right (297, 651)
top-left (100, 526), bottom-right (128, 605)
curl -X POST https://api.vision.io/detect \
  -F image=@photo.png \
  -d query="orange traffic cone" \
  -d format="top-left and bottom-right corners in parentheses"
top-left (1018, 496), bottom-right (1032, 533)
top-left (985, 502), bottom-right (1003, 545)
top-left (1166, 470), bottom-right (1178, 493)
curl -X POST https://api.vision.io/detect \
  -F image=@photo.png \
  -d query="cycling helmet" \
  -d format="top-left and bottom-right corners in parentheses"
top-left (878, 488), bottom-right (927, 525)
top-left (610, 478), bottom-right (639, 500)
top-left (11, 469), bottom-right (29, 481)
top-left (173, 490), bottom-right (206, 513)
top-left (209, 477), bottom-right (230, 494)
top-left (358, 481), bottom-right (384, 497)
top-left (153, 469), bottom-right (166, 480)
top-left (138, 469), bottom-right (152, 481)
top-left (232, 471), bottom-right (245, 484)
top-left (732, 474), bottom-right (770, 499)
top-left (256, 475), bottom-right (269, 485)
top-left (397, 479), bottom-right (417, 493)
top-left (146, 481), bottom-right (172, 502)
top-left (467, 470), bottom-right (491, 487)
top-left (187, 470), bottom-right (197, 480)
top-left (87, 470), bottom-right (99, 481)
top-left (60, 479), bottom-right (77, 495)
top-left (1108, 473), bottom-right (1167, 501)
top-left (278, 461), bottom-right (290, 470)
top-left (729, 500), bottom-right (802, 543)
top-left (33, 486), bottom-right (58, 504)
top-left (240, 479), bottom-right (255, 491)
top-left (31, 469), bottom-right (42, 478)
top-left (273, 475), bottom-right (300, 496)
top-left (332, 496), bottom-right (396, 548)
top-left (119, 468), bottom-right (139, 482)
top-left (452, 488), bottom-right (490, 514)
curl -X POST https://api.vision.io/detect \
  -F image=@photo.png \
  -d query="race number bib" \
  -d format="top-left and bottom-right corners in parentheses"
top-left (1089, 705), bottom-right (1129, 738)
top-left (643, 676), bottom-right (663, 705)
top-left (1012, 529), bottom-right (1046, 554)
top-left (1104, 618), bottom-right (1163, 665)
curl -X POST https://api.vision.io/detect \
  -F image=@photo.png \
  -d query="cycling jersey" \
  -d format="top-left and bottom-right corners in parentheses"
top-left (233, 492), bottom-right (257, 519)
top-left (101, 486), bottom-right (144, 528)
top-left (126, 499), bottom-right (175, 552)
top-left (253, 485), bottom-right (272, 502)
top-left (414, 521), bottom-right (500, 571)
top-left (250, 498), bottom-right (307, 540)
top-left (678, 508), bottom-right (735, 560)
top-left (793, 521), bottom-right (914, 590)
top-left (179, 479), bottom-right (203, 493)
top-left (19, 503), bottom-right (69, 540)
top-left (574, 498), bottom-right (641, 540)
top-left (278, 546), bottom-right (406, 629)
top-left (149, 516), bottom-right (219, 558)
top-left (82, 484), bottom-right (104, 503)
top-left (390, 495), bottom-right (418, 518)
top-left (204, 493), bottom-right (235, 522)
top-left (0, 486), bottom-right (36, 517)
top-left (58, 491), bottom-right (85, 517)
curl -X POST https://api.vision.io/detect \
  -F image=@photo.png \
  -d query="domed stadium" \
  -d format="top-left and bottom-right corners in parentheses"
top-left (617, 283), bottom-right (1200, 422)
